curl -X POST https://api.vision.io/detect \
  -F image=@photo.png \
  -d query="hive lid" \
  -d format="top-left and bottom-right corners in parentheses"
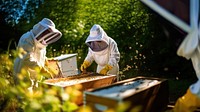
top-left (84, 76), bottom-right (167, 100)
top-left (54, 53), bottom-right (77, 61)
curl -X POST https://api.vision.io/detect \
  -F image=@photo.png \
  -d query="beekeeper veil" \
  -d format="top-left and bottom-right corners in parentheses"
top-left (85, 24), bottom-right (109, 52)
top-left (31, 18), bottom-right (62, 46)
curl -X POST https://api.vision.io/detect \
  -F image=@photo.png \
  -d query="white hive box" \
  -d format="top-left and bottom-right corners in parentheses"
top-left (54, 53), bottom-right (78, 77)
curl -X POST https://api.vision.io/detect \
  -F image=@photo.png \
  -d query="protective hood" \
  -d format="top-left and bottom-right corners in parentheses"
top-left (86, 24), bottom-right (109, 44)
top-left (31, 18), bottom-right (62, 45)
top-left (85, 24), bottom-right (109, 51)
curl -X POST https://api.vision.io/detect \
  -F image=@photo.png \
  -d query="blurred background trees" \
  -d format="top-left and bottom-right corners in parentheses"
top-left (0, 0), bottom-right (195, 79)
top-left (0, 0), bottom-right (198, 111)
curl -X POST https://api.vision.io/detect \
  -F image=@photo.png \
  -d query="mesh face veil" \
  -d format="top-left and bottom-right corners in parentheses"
top-left (85, 24), bottom-right (109, 51)
top-left (35, 28), bottom-right (62, 45)
top-left (86, 41), bottom-right (108, 52)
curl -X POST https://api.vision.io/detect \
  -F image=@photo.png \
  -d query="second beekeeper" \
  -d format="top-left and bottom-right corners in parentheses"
top-left (80, 24), bottom-right (120, 81)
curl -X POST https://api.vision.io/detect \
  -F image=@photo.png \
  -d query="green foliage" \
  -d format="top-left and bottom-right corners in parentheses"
top-left (0, 49), bottom-right (81, 112)
top-left (0, 49), bottom-right (137, 112)
top-left (2, 0), bottom-right (194, 79)
top-left (0, 0), bottom-right (197, 111)
top-left (35, 0), bottom-right (154, 76)
top-left (2, 0), bottom-right (194, 96)
top-left (0, 50), bottom-right (18, 111)
top-left (0, 0), bottom-right (44, 26)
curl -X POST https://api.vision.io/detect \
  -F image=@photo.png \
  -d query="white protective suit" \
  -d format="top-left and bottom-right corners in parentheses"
top-left (83, 24), bottom-right (120, 81)
top-left (13, 18), bottom-right (62, 88)
top-left (173, 1), bottom-right (200, 111)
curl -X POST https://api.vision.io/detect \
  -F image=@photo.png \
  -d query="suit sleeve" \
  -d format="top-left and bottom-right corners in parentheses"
top-left (85, 48), bottom-right (94, 64)
top-left (108, 39), bottom-right (120, 66)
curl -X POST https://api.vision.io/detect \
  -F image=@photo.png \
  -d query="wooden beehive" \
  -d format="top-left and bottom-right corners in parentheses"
top-left (84, 76), bottom-right (169, 112)
top-left (43, 72), bottom-right (117, 105)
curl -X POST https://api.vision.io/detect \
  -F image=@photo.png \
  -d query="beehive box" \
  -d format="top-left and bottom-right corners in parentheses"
top-left (43, 72), bottom-right (117, 105)
top-left (84, 76), bottom-right (169, 112)
top-left (53, 53), bottom-right (78, 77)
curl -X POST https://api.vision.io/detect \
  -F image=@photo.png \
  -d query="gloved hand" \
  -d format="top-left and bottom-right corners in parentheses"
top-left (174, 89), bottom-right (200, 112)
top-left (45, 58), bottom-right (55, 66)
top-left (80, 60), bottom-right (91, 71)
top-left (99, 64), bottom-right (113, 75)
top-left (45, 59), bottom-right (49, 66)
top-left (40, 67), bottom-right (54, 78)
top-left (45, 60), bottom-right (59, 75)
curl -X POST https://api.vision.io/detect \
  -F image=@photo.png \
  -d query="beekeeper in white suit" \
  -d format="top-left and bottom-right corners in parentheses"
top-left (13, 18), bottom-right (62, 91)
top-left (80, 24), bottom-right (120, 81)
top-left (173, 1), bottom-right (200, 111)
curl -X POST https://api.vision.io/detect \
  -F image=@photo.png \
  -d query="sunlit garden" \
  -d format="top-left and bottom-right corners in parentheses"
top-left (0, 0), bottom-right (198, 112)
